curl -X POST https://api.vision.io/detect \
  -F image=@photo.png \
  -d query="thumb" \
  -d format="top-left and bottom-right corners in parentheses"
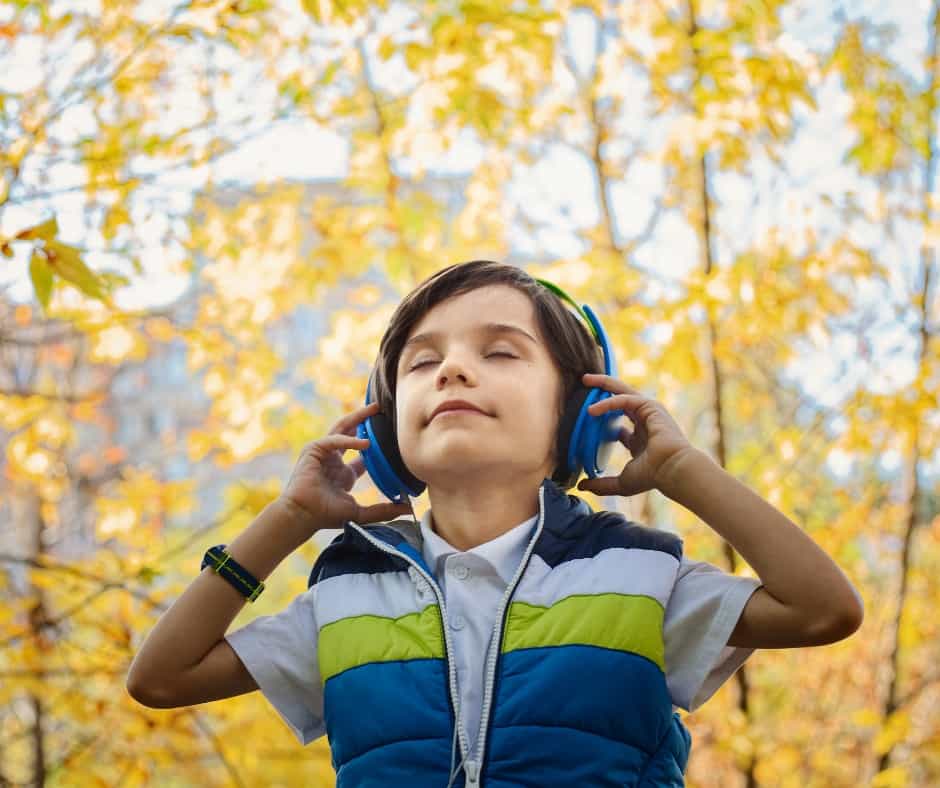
top-left (577, 475), bottom-right (621, 496)
top-left (355, 501), bottom-right (414, 525)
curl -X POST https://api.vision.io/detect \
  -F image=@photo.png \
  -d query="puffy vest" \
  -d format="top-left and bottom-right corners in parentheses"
top-left (308, 478), bottom-right (692, 787)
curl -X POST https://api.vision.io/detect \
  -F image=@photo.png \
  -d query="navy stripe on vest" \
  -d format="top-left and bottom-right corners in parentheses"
top-left (533, 511), bottom-right (683, 567)
top-left (534, 479), bottom-right (683, 567)
top-left (308, 525), bottom-right (412, 588)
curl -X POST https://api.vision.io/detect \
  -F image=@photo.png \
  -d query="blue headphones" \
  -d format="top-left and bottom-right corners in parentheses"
top-left (356, 277), bottom-right (625, 503)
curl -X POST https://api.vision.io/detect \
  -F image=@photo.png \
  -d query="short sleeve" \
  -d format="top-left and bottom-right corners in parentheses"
top-left (664, 556), bottom-right (763, 712)
top-left (225, 587), bottom-right (325, 745)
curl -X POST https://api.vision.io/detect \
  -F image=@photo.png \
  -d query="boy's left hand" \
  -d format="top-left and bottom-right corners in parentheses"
top-left (576, 372), bottom-right (697, 498)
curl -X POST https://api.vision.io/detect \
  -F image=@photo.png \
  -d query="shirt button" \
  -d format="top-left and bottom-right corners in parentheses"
top-left (451, 563), bottom-right (470, 580)
top-left (450, 614), bottom-right (465, 630)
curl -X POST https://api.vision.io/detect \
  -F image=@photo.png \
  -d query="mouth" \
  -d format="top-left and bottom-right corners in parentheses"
top-left (433, 408), bottom-right (485, 420)
top-left (428, 406), bottom-right (490, 424)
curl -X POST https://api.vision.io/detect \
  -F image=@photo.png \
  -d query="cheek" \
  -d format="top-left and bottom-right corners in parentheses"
top-left (393, 396), bottom-right (407, 435)
top-left (511, 383), bottom-right (559, 433)
top-left (394, 398), bottom-right (423, 464)
top-left (393, 385), bottom-right (418, 434)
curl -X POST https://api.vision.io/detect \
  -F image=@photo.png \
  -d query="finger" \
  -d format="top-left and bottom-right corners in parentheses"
top-left (616, 424), bottom-right (634, 446)
top-left (347, 456), bottom-right (366, 477)
top-left (330, 401), bottom-right (381, 435)
top-left (582, 373), bottom-right (645, 394)
top-left (355, 501), bottom-right (413, 524)
top-left (331, 407), bottom-right (378, 436)
top-left (587, 393), bottom-right (645, 415)
top-left (315, 434), bottom-right (371, 453)
top-left (576, 476), bottom-right (621, 496)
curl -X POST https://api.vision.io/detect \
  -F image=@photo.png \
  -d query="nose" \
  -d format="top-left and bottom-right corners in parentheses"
top-left (437, 369), bottom-right (469, 387)
top-left (436, 354), bottom-right (473, 387)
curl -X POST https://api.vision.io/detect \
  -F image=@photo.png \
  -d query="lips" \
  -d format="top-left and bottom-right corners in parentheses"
top-left (430, 400), bottom-right (488, 422)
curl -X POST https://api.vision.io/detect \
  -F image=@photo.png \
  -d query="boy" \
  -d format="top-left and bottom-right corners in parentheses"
top-left (127, 260), bottom-right (864, 786)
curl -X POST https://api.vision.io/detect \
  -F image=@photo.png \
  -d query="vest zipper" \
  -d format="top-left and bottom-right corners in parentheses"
top-left (470, 483), bottom-right (548, 784)
top-left (464, 758), bottom-right (480, 786)
top-left (348, 524), bottom-right (473, 776)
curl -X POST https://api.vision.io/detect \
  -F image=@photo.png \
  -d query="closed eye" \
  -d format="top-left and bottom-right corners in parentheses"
top-left (408, 352), bottom-right (517, 371)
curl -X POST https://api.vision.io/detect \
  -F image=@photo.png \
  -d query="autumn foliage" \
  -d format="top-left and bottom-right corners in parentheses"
top-left (1, 0), bottom-right (938, 785)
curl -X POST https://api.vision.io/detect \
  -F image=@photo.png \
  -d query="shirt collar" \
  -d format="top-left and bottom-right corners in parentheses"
top-left (418, 508), bottom-right (539, 586)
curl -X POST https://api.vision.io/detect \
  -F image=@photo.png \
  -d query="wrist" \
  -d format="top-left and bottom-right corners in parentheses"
top-left (655, 446), bottom-right (712, 500)
top-left (224, 498), bottom-right (316, 581)
top-left (275, 495), bottom-right (324, 535)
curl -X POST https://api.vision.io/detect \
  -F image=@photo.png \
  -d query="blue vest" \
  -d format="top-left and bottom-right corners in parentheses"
top-left (308, 478), bottom-right (692, 786)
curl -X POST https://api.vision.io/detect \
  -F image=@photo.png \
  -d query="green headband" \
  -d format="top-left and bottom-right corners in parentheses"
top-left (534, 277), bottom-right (600, 344)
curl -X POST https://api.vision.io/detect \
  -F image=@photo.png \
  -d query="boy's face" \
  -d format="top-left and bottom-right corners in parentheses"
top-left (394, 284), bottom-right (563, 489)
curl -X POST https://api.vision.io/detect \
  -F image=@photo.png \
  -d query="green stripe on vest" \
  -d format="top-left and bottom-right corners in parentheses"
top-left (319, 605), bottom-right (445, 684)
top-left (502, 593), bottom-right (665, 671)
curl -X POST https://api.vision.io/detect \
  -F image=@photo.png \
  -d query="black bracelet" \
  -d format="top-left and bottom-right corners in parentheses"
top-left (201, 544), bottom-right (265, 602)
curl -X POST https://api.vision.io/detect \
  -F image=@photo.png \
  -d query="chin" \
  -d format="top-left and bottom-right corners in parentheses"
top-left (407, 451), bottom-right (503, 479)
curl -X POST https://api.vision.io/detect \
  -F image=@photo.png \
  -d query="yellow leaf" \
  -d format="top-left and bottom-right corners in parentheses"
top-left (300, 0), bottom-right (326, 22)
top-left (872, 766), bottom-right (910, 788)
top-left (850, 708), bottom-right (880, 727)
top-left (45, 241), bottom-right (107, 300)
top-left (322, 60), bottom-right (340, 85)
top-left (377, 34), bottom-right (396, 61)
top-left (6, 136), bottom-right (29, 167)
top-left (101, 202), bottom-right (130, 241)
top-left (29, 250), bottom-right (53, 309)
top-left (873, 710), bottom-right (910, 755)
top-left (404, 43), bottom-right (429, 71)
top-left (16, 216), bottom-right (58, 242)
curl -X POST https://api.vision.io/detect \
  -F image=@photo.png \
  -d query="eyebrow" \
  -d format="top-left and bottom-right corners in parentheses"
top-left (401, 322), bottom-right (539, 353)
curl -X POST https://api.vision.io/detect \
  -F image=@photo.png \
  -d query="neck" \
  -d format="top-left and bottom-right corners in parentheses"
top-left (425, 473), bottom-right (547, 551)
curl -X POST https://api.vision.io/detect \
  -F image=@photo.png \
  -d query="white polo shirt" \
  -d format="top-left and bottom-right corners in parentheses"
top-left (226, 513), bottom-right (763, 749)
top-left (417, 508), bottom-right (539, 758)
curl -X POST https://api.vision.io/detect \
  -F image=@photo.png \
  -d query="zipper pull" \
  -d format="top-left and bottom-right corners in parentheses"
top-left (408, 566), bottom-right (433, 601)
top-left (464, 759), bottom-right (480, 787)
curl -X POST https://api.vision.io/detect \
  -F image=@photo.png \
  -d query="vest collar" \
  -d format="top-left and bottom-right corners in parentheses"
top-left (352, 477), bottom-right (593, 557)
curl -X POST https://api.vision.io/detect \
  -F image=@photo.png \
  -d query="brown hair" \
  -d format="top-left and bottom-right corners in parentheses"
top-left (371, 259), bottom-right (605, 487)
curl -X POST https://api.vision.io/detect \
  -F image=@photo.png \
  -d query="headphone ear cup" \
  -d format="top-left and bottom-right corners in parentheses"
top-left (552, 385), bottom-right (592, 490)
top-left (360, 366), bottom-right (425, 503)
top-left (574, 387), bottom-right (624, 479)
top-left (368, 409), bottom-right (426, 497)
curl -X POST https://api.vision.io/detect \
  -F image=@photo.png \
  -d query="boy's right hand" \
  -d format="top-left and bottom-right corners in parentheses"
top-left (279, 401), bottom-right (414, 533)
